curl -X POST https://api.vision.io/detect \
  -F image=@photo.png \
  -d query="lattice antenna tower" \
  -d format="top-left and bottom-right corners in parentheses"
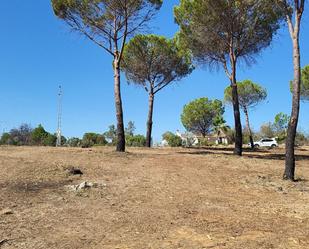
top-left (56, 85), bottom-right (63, 147)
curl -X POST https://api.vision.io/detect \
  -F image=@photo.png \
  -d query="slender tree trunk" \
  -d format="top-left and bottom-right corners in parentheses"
top-left (244, 107), bottom-right (254, 149)
top-left (114, 58), bottom-right (125, 152)
top-left (284, 4), bottom-right (304, 181)
top-left (230, 60), bottom-right (243, 156)
top-left (284, 35), bottom-right (301, 181)
top-left (146, 92), bottom-right (154, 148)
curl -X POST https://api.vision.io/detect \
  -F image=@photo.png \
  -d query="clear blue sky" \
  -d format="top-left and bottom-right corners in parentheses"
top-left (0, 1), bottom-right (308, 142)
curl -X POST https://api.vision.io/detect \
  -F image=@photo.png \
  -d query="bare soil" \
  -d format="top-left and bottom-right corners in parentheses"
top-left (0, 146), bottom-right (308, 249)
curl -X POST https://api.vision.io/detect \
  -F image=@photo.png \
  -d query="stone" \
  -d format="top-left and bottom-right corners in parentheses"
top-left (67, 180), bottom-right (106, 191)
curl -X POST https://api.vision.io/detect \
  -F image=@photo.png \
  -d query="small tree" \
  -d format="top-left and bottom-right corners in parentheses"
top-left (43, 134), bottom-right (58, 147)
top-left (104, 125), bottom-right (117, 145)
top-left (181, 98), bottom-right (224, 137)
top-left (175, 0), bottom-right (283, 155)
top-left (224, 80), bottom-right (267, 148)
top-left (274, 112), bottom-right (290, 141)
top-left (52, 0), bottom-right (162, 152)
top-left (125, 121), bottom-right (136, 137)
top-left (31, 124), bottom-right (49, 145)
top-left (0, 133), bottom-right (10, 145)
top-left (9, 124), bottom-right (33, 146)
top-left (122, 35), bottom-right (193, 147)
top-left (275, 0), bottom-right (306, 180)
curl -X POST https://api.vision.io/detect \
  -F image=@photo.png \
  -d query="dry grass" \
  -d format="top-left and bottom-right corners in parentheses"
top-left (0, 146), bottom-right (308, 249)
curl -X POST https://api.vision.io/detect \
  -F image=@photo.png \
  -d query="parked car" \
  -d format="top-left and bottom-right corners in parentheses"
top-left (253, 138), bottom-right (278, 148)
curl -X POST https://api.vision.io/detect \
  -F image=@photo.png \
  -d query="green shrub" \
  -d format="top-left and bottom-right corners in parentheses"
top-left (31, 124), bottom-right (49, 145)
top-left (67, 137), bottom-right (82, 147)
top-left (126, 135), bottom-right (146, 147)
top-left (0, 133), bottom-right (10, 145)
top-left (198, 137), bottom-right (215, 147)
top-left (81, 133), bottom-right (107, 148)
top-left (162, 132), bottom-right (182, 147)
top-left (43, 134), bottom-right (57, 146)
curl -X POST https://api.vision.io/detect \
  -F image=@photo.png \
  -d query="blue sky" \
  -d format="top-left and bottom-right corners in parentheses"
top-left (0, 1), bottom-right (308, 142)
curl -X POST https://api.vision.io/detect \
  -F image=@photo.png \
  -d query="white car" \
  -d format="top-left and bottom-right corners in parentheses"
top-left (253, 138), bottom-right (278, 148)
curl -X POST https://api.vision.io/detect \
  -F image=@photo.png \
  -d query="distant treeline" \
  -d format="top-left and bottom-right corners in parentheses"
top-left (0, 121), bottom-right (147, 148)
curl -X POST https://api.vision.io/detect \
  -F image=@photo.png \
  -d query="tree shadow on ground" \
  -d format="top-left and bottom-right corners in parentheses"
top-left (178, 147), bottom-right (309, 161)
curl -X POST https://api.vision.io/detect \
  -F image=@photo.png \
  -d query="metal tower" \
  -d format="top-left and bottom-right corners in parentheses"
top-left (56, 85), bottom-right (63, 147)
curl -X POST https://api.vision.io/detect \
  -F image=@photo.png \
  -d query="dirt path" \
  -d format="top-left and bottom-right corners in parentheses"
top-left (0, 146), bottom-right (308, 249)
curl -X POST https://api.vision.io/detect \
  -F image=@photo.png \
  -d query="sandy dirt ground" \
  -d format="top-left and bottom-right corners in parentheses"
top-left (0, 146), bottom-right (308, 249)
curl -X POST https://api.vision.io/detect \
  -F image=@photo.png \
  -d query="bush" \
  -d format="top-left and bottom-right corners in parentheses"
top-left (0, 133), bottom-right (10, 145)
top-left (198, 137), bottom-right (216, 147)
top-left (162, 131), bottom-right (182, 147)
top-left (81, 133), bottom-right (107, 148)
top-left (169, 135), bottom-right (183, 147)
top-left (67, 137), bottom-right (82, 147)
top-left (126, 135), bottom-right (146, 147)
top-left (43, 134), bottom-right (57, 146)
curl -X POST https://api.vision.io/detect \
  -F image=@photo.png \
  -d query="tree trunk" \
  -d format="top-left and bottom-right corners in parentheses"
top-left (284, 37), bottom-right (301, 181)
top-left (146, 93), bottom-right (154, 148)
top-left (244, 107), bottom-right (254, 149)
top-left (114, 58), bottom-right (126, 152)
top-left (230, 60), bottom-right (243, 156)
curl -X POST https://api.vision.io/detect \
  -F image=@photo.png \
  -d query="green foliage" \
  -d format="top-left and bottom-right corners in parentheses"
top-left (290, 65), bottom-right (309, 101)
top-left (174, 0), bottom-right (283, 67)
top-left (126, 135), bottom-right (146, 147)
top-left (81, 133), bottom-right (107, 148)
top-left (0, 124), bottom-right (66, 147)
top-left (67, 137), bottom-right (82, 147)
top-left (0, 133), bottom-right (10, 145)
top-left (31, 124), bottom-right (49, 145)
top-left (43, 134), bottom-right (57, 146)
top-left (258, 113), bottom-right (291, 143)
top-left (163, 132), bottom-right (183, 147)
top-left (125, 121), bottom-right (136, 136)
top-left (198, 137), bottom-right (215, 147)
top-left (224, 80), bottom-right (267, 110)
top-left (51, 0), bottom-right (162, 55)
top-left (122, 34), bottom-right (193, 94)
top-left (124, 121), bottom-right (146, 147)
top-left (300, 65), bottom-right (309, 101)
top-left (274, 112), bottom-right (290, 132)
top-left (273, 112), bottom-right (290, 142)
top-left (181, 98), bottom-right (224, 137)
top-left (213, 116), bottom-right (230, 137)
top-left (162, 131), bottom-right (174, 142)
top-left (103, 125), bottom-right (117, 145)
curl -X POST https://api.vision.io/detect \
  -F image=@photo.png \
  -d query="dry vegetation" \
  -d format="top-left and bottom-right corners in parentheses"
top-left (0, 146), bottom-right (309, 249)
